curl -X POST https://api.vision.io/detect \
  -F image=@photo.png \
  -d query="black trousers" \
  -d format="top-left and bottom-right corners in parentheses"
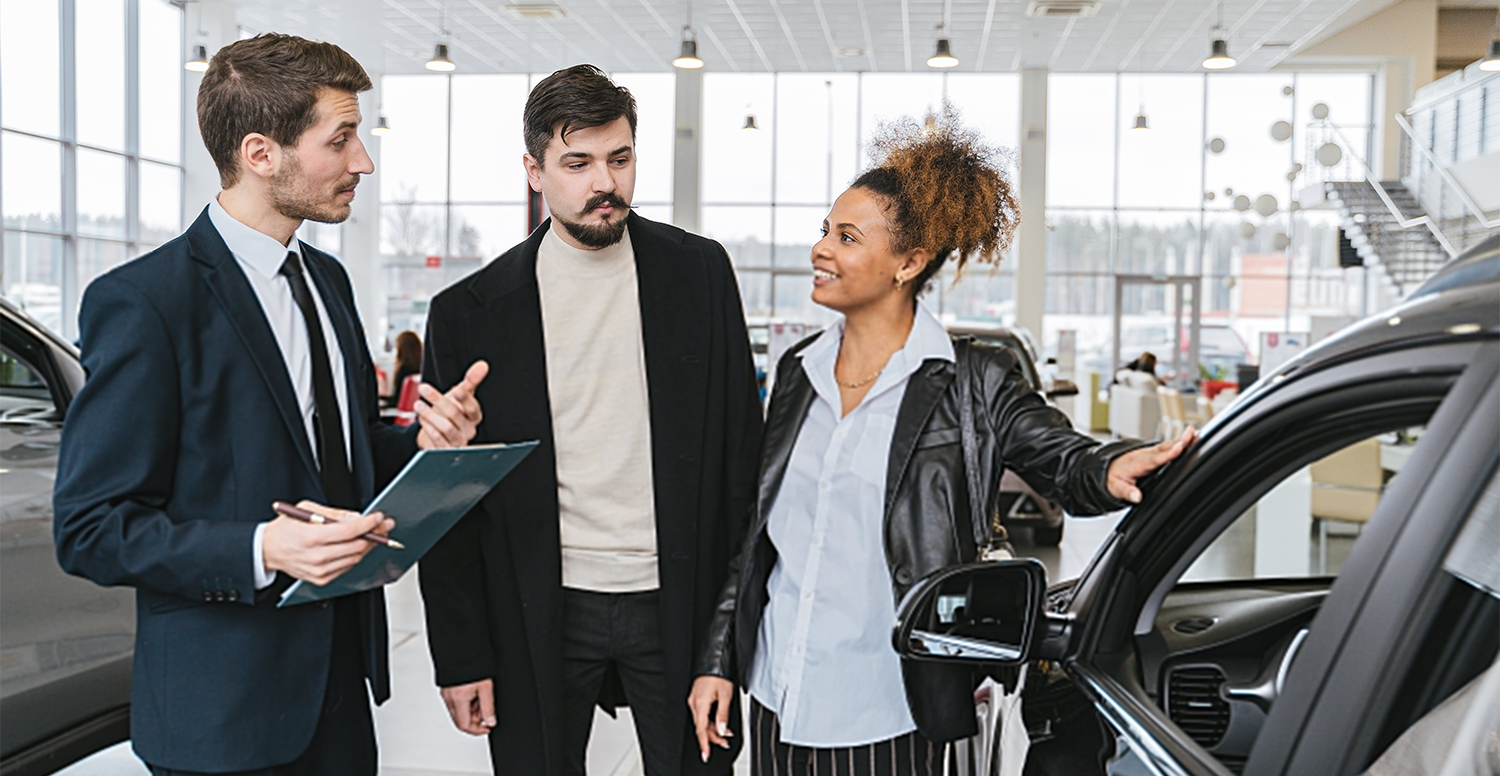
top-left (560, 587), bottom-right (677, 776)
top-left (749, 698), bottom-right (942, 776)
top-left (149, 599), bottom-right (376, 776)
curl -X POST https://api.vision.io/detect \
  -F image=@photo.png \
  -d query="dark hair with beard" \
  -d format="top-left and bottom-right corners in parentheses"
top-left (197, 34), bottom-right (372, 189)
top-left (852, 103), bottom-right (1019, 297)
top-left (523, 64), bottom-right (637, 167)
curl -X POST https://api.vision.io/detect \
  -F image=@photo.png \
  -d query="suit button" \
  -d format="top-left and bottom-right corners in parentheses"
top-left (228, 590), bottom-right (240, 601)
top-left (895, 567), bottom-right (913, 585)
top-left (203, 592), bottom-right (213, 601)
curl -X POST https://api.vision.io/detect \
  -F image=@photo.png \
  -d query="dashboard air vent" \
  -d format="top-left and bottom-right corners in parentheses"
top-left (1168, 666), bottom-right (1230, 748)
top-left (1172, 616), bottom-right (1217, 635)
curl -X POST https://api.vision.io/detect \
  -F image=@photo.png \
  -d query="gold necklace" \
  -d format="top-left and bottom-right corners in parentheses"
top-left (837, 367), bottom-right (883, 390)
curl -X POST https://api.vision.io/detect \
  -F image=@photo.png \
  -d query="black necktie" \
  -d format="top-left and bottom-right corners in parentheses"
top-left (281, 251), bottom-right (356, 508)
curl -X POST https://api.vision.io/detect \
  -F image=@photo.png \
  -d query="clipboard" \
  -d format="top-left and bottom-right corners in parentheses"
top-left (278, 440), bottom-right (537, 607)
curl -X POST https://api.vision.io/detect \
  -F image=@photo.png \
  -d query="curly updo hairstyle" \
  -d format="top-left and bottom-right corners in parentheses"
top-left (852, 104), bottom-right (1020, 296)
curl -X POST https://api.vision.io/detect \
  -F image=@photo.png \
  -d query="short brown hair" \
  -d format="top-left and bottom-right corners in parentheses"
top-left (196, 34), bottom-right (372, 188)
top-left (523, 65), bottom-right (637, 165)
top-left (853, 104), bottom-right (1019, 296)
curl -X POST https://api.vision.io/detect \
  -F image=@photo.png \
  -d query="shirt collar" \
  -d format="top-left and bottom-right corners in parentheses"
top-left (800, 302), bottom-right (955, 406)
top-left (207, 196), bottom-right (303, 280)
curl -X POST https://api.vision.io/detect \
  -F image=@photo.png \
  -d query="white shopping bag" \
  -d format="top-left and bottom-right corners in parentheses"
top-left (962, 669), bottom-right (1029, 776)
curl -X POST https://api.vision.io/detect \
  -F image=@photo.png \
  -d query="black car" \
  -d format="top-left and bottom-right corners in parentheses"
top-left (946, 323), bottom-right (1077, 546)
top-left (898, 241), bottom-right (1500, 776)
top-left (0, 298), bottom-right (134, 775)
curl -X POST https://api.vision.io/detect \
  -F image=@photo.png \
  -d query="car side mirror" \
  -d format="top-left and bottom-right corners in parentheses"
top-left (892, 559), bottom-right (1048, 665)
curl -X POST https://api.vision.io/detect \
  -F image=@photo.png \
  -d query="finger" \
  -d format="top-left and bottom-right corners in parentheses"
top-left (689, 696), bottom-right (711, 761)
top-left (478, 683), bottom-right (497, 729)
top-left (715, 688), bottom-right (733, 740)
top-left (460, 360), bottom-right (490, 392)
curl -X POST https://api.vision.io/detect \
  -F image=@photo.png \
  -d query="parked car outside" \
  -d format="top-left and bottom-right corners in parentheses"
top-left (0, 297), bottom-right (134, 775)
top-left (946, 322), bottom-right (1078, 546)
top-left (898, 243), bottom-right (1500, 775)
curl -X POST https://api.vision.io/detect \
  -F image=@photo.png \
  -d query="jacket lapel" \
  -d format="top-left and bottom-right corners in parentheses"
top-left (628, 214), bottom-right (709, 562)
top-left (186, 209), bottom-right (320, 482)
top-left (884, 359), bottom-right (954, 518)
top-left (756, 361), bottom-right (816, 527)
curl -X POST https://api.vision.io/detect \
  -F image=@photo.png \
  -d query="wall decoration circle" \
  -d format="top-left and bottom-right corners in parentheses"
top-left (1272, 232), bottom-right (1291, 250)
top-left (1312, 102), bottom-right (1330, 120)
top-left (1239, 222), bottom-right (1257, 239)
top-left (1316, 142), bottom-right (1343, 167)
top-left (1271, 121), bottom-right (1293, 141)
top-left (1233, 194), bottom-right (1252, 212)
top-left (1208, 137), bottom-right (1227, 154)
top-left (1255, 194), bottom-right (1278, 217)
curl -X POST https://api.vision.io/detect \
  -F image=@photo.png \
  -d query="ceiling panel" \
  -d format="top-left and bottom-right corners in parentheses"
top-left (220, 0), bottom-right (1409, 75)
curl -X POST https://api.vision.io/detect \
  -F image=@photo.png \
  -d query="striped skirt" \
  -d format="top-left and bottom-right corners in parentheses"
top-left (748, 698), bottom-right (942, 776)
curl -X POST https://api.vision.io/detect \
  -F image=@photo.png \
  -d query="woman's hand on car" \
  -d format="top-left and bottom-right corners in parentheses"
top-left (688, 675), bottom-right (736, 762)
top-left (1107, 427), bottom-right (1198, 504)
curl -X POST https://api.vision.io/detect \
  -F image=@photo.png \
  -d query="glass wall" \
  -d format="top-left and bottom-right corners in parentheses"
top-left (1, 0), bottom-right (184, 338)
top-left (376, 72), bottom-right (674, 339)
top-left (1043, 72), bottom-right (1374, 379)
top-left (701, 72), bottom-right (1022, 328)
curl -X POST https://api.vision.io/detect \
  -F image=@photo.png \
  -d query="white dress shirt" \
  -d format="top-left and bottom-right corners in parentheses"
top-left (207, 199), bottom-right (352, 590)
top-left (748, 303), bottom-right (955, 747)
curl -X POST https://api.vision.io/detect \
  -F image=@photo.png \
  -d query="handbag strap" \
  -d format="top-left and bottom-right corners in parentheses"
top-left (954, 337), bottom-right (990, 554)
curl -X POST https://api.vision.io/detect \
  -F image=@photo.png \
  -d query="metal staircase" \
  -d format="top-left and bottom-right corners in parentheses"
top-left (1324, 180), bottom-right (1452, 295)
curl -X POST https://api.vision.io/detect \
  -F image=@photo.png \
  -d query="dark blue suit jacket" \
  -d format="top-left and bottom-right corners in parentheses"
top-left (53, 208), bottom-right (417, 771)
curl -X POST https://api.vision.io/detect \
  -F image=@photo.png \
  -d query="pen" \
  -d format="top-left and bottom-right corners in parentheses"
top-left (271, 501), bottom-right (405, 550)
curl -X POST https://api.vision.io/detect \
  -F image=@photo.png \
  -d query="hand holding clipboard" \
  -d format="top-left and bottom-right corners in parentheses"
top-left (277, 441), bottom-right (537, 607)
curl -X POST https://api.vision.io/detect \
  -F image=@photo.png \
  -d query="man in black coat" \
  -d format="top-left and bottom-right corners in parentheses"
top-left (53, 35), bottom-right (484, 775)
top-left (419, 65), bottom-right (763, 776)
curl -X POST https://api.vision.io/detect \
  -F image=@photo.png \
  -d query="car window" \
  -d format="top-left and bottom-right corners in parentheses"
top-left (1181, 427), bottom-right (1424, 582)
top-left (0, 345), bottom-right (57, 423)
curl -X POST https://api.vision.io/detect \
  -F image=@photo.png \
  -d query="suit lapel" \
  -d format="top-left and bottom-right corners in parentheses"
top-left (186, 210), bottom-right (320, 482)
top-left (884, 360), bottom-right (954, 519)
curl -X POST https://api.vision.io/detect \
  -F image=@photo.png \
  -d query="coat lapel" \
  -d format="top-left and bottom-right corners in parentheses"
top-left (186, 209), bottom-right (320, 482)
top-left (756, 360), bottom-right (816, 527)
top-left (885, 359), bottom-right (954, 519)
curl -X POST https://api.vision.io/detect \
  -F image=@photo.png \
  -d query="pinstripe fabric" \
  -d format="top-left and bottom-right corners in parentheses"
top-left (749, 699), bottom-right (940, 776)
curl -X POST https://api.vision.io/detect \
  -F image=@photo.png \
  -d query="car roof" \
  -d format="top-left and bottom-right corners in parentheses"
top-left (1411, 233), bottom-right (1500, 297)
top-left (0, 295), bottom-right (79, 359)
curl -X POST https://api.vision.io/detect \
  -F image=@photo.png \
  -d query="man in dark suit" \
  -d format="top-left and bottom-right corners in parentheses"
top-left (53, 34), bottom-right (484, 776)
top-left (419, 65), bottom-right (763, 775)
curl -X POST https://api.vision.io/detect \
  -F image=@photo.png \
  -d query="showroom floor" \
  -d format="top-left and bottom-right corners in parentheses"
top-left (58, 510), bottom-right (1353, 776)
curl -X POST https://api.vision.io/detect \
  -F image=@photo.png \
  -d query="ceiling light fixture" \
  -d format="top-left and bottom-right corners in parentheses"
top-left (742, 109), bottom-right (758, 131)
top-left (1132, 78), bottom-right (1149, 130)
top-left (427, 3), bottom-right (456, 72)
top-left (184, 44), bottom-right (209, 72)
top-left (372, 116), bottom-right (391, 136)
top-left (673, 0), bottom-right (704, 68)
top-left (1202, 1), bottom-right (1237, 70)
top-left (928, 12), bottom-right (958, 69)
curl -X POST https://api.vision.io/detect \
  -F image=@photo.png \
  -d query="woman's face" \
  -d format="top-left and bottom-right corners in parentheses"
top-left (810, 187), bottom-right (925, 315)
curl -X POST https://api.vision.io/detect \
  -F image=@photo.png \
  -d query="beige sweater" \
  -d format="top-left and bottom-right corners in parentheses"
top-left (536, 225), bottom-right (659, 592)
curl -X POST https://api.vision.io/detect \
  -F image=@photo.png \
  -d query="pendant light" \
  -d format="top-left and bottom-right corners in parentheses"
top-left (672, 0), bottom-right (704, 68)
top-left (1132, 78), bottom-right (1149, 131)
top-left (742, 107), bottom-right (758, 131)
top-left (1202, 1), bottom-right (1237, 70)
top-left (371, 116), bottom-right (391, 136)
top-left (927, 14), bottom-right (958, 69)
top-left (427, 3), bottom-right (456, 72)
top-left (184, 44), bottom-right (209, 72)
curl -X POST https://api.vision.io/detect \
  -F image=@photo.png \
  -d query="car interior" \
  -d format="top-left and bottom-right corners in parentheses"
top-left (1104, 407), bottom-right (1500, 776)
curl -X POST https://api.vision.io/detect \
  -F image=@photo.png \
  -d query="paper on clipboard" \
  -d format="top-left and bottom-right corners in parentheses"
top-left (278, 441), bottom-right (537, 607)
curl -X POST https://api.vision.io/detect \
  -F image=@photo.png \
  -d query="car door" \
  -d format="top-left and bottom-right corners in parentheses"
top-left (0, 308), bottom-right (134, 775)
top-left (1055, 332), bottom-right (1495, 776)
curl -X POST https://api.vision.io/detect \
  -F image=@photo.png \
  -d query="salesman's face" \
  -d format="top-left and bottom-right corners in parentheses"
top-left (524, 116), bottom-right (636, 250)
top-left (270, 88), bottom-right (374, 225)
top-left (809, 187), bottom-right (914, 315)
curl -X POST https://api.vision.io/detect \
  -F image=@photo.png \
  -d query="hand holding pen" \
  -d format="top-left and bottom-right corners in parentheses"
top-left (272, 501), bottom-right (405, 549)
top-left (261, 501), bottom-right (400, 586)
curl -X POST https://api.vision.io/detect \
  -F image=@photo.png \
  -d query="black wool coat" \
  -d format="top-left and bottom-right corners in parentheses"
top-left (419, 213), bottom-right (763, 775)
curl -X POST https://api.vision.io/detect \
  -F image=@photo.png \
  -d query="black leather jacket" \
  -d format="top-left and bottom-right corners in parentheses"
top-left (695, 336), bottom-right (1145, 742)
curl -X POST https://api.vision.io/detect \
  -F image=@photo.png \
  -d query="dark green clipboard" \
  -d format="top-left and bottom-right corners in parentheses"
top-left (278, 441), bottom-right (537, 607)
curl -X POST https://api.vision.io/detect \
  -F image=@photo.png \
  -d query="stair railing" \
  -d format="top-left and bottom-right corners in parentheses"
top-left (1395, 112), bottom-right (1500, 248)
top-left (1316, 119), bottom-right (1458, 258)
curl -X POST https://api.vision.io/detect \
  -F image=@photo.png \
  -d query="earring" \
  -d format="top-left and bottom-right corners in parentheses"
top-left (895, 276), bottom-right (907, 290)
